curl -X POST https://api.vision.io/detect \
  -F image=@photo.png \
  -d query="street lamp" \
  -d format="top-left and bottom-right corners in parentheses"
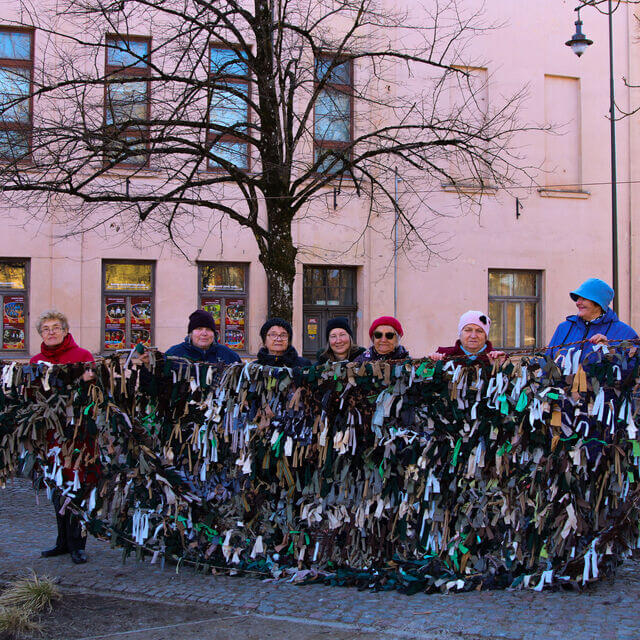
top-left (565, 1), bottom-right (619, 315)
top-left (565, 14), bottom-right (593, 57)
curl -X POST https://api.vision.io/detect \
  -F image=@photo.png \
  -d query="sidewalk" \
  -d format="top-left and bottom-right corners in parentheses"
top-left (1, 478), bottom-right (637, 640)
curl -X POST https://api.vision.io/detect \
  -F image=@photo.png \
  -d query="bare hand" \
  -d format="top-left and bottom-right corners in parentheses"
top-left (428, 352), bottom-right (444, 361)
top-left (133, 350), bottom-right (151, 367)
top-left (488, 350), bottom-right (506, 362)
top-left (82, 368), bottom-right (95, 382)
top-left (588, 334), bottom-right (609, 345)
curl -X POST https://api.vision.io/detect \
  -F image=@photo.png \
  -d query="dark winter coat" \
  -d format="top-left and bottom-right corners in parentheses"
top-left (436, 339), bottom-right (496, 365)
top-left (255, 345), bottom-right (311, 368)
top-left (547, 308), bottom-right (637, 363)
top-left (353, 344), bottom-right (410, 363)
top-left (165, 336), bottom-right (241, 364)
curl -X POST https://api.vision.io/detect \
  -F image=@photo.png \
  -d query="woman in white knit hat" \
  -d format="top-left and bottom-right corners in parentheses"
top-left (429, 310), bottom-right (505, 364)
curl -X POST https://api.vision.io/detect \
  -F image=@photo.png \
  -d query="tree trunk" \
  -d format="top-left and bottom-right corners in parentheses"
top-left (258, 217), bottom-right (297, 322)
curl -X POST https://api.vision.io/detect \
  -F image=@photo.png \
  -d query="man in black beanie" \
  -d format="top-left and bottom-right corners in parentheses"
top-left (255, 317), bottom-right (311, 367)
top-left (166, 309), bottom-right (241, 364)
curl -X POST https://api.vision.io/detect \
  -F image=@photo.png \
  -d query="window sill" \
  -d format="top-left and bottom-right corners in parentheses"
top-left (441, 181), bottom-right (498, 195)
top-left (537, 188), bottom-right (590, 199)
top-left (1, 351), bottom-right (29, 360)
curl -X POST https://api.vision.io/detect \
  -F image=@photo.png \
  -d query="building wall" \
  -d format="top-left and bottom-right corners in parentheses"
top-left (0, 0), bottom-right (637, 359)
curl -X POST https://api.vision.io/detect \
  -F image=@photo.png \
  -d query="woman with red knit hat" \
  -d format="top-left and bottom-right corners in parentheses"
top-left (353, 316), bottom-right (410, 363)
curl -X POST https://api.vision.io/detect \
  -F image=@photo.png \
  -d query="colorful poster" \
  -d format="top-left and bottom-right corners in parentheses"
top-left (104, 296), bottom-right (126, 350)
top-left (3, 295), bottom-right (25, 350)
top-left (224, 298), bottom-right (245, 350)
top-left (130, 296), bottom-right (152, 347)
top-left (307, 319), bottom-right (317, 337)
top-left (201, 298), bottom-right (222, 332)
top-left (3, 326), bottom-right (24, 350)
top-left (3, 296), bottom-right (24, 324)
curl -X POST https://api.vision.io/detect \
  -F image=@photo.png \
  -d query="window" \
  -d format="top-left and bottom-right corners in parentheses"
top-left (488, 270), bottom-right (541, 350)
top-left (543, 75), bottom-right (582, 192)
top-left (198, 263), bottom-right (247, 351)
top-left (208, 46), bottom-right (250, 170)
top-left (302, 266), bottom-right (357, 356)
top-left (0, 28), bottom-right (33, 161)
top-left (104, 36), bottom-right (151, 166)
top-left (0, 259), bottom-right (28, 352)
top-left (314, 55), bottom-right (353, 174)
top-left (445, 66), bottom-right (490, 188)
top-left (102, 261), bottom-right (154, 350)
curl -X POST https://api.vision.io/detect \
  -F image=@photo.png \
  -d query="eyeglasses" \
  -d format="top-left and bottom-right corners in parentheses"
top-left (373, 331), bottom-right (396, 340)
top-left (41, 325), bottom-right (64, 335)
top-left (266, 332), bottom-right (288, 341)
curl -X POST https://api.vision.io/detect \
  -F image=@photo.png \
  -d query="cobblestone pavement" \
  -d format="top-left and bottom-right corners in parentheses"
top-left (1, 478), bottom-right (638, 640)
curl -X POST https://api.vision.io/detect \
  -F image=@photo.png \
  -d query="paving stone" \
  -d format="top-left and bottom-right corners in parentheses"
top-left (2, 477), bottom-right (640, 640)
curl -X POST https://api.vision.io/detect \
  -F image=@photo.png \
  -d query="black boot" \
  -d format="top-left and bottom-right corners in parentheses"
top-left (70, 550), bottom-right (87, 564)
top-left (41, 546), bottom-right (68, 557)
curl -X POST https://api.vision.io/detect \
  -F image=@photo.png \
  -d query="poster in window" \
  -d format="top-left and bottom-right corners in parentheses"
top-left (0, 263), bottom-right (26, 290)
top-left (4, 295), bottom-right (25, 324)
top-left (201, 298), bottom-right (221, 332)
top-left (224, 298), bottom-right (245, 350)
top-left (3, 295), bottom-right (25, 350)
top-left (104, 296), bottom-right (126, 350)
top-left (104, 263), bottom-right (152, 291)
top-left (130, 296), bottom-right (152, 347)
top-left (306, 318), bottom-right (318, 341)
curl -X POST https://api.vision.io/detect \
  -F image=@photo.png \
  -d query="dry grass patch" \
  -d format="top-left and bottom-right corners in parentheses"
top-left (0, 606), bottom-right (42, 638)
top-left (0, 572), bottom-right (60, 613)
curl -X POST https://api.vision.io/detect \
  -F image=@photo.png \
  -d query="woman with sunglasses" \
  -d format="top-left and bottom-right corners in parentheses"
top-left (353, 316), bottom-right (410, 363)
top-left (315, 317), bottom-right (365, 364)
top-left (429, 310), bottom-right (505, 364)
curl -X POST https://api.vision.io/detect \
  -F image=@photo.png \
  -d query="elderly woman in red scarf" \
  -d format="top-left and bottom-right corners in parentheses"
top-left (31, 310), bottom-right (95, 564)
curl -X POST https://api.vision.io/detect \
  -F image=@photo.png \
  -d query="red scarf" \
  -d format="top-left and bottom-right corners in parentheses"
top-left (39, 332), bottom-right (75, 360)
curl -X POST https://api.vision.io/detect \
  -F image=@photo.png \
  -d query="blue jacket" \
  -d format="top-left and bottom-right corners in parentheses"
top-left (165, 336), bottom-right (241, 364)
top-left (547, 308), bottom-right (637, 363)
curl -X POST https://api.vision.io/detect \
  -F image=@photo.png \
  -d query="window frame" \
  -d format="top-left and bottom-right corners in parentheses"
top-left (207, 44), bottom-right (251, 172)
top-left (197, 262), bottom-right (249, 353)
top-left (103, 34), bottom-right (152, 168)
top-left (313, 53), bottom-right (354, 174)
top-left (488, 269), bottom-right (542, 351)
top-left (0, 27), bottom-right (34, 163)
top-left (0, 258), bottom-right (29, 354)
top-left (101, 260), bottom-right (155, 352)
top-left (302, 265), bottom-right (358, 357)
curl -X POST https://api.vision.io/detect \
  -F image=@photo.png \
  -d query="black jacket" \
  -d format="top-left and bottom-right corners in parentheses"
top-left (353, 344), bottom-right (410, 363)
top-left (165, 336), bottom-right (241, 364)
top-left (255, 345), bottom-right (311, 368)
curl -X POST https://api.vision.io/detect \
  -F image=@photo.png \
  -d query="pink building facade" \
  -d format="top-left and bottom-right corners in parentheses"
top-left (0, 0), bottom-right (638, 360)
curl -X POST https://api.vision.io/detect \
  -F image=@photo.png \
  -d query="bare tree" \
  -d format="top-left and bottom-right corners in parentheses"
top-left (0, 0), bottom-right (531, 319)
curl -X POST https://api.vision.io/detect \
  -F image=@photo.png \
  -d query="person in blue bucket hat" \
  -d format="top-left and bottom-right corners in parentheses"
top-left (547, 277), bottom-right (637, 363)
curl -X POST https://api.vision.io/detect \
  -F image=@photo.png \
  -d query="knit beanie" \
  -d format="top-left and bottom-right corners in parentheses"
top-left (369, 316), bottom-right (403, 339)
top-left (188, 309), bottom-right (216, 334)
top-left (326, 317), bottom-right (354, 341)
top-left (570, 278), bottom-right (614, 311)
top-left (457, 310), bottom-right (491, 337)
top-left (260, 317), bottom-right (293, 342)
